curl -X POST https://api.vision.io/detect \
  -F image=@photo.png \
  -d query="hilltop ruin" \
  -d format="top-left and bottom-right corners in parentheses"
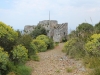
top-left (24, 20), bottom-right (68, 42)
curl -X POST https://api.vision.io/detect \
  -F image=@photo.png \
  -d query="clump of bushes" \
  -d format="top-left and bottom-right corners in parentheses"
top-left (63, 38), bottom-right (85, 58)
top-left (0, 21), bottom-right (55, 75)
top-left (63, 22), bottom-right (100, 75)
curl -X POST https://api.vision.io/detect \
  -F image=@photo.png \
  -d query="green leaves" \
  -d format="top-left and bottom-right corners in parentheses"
top-left (31, 39), bottom-right (47, 52)
top-left (0, 22), bottom-right (18, 41)
top-left (85, 34), bottom-right (100, 56)
top-left (30, 25), bottom-right (47, 38)
top-left (0, 22), bottom-right (18, 52)
top-left (12, 45), bottom-right (28, 64)
top-left (0, 47), bottom-right (9, 70)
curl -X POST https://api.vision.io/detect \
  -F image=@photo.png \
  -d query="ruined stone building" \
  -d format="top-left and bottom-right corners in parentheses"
top-left (24, 20), bottom-right (68, 42)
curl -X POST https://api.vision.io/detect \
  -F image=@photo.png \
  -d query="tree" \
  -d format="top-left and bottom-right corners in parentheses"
top-left (0, 22), bottom-right (18, 52)
top-left (11, 45), bottom-right (28, 64)
top-left (76, 23), bottom-right (94, 41)
top-left (30, 25), bottom-right (47, 38)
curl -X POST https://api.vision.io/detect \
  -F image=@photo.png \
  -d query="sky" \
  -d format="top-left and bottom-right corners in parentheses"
top-left (0, 0), bottom-right (100, 31)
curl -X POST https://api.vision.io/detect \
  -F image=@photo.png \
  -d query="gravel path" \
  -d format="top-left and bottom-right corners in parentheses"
top-left (26, 43), bottom-right (88, 75)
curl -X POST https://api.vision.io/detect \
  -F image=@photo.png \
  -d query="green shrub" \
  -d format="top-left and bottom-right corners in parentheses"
top-left (63, 38), bottom-right (85, 58)
top-left (31, 39), bottom-right (47, 52)
top-left (85, 34), bottom-right (100, 56)
top-left (30, 55), bottom-right (40, 61)
top-left (62, 37), bottom-right (67, 42)
top-left (30, 25), bottom-right (47, 38)
top-left (36, 35), bottom-right (54, 49)
top-left (0, 22), bottom-right (18, 53)
top-left (29, 42), bottom-right (37, 55)
top-left (83, 56), bottom-right (100, 69)
top-left (0, 47), bottom-right (9, 75)
top-left (16, 65), bottom-right (32, 75)
top-left (11, 45), bottom-right (28, 64)
top-left (89, 67), bottom-right (100, 75)
top-left (16, 34), bottom-right (32, 49)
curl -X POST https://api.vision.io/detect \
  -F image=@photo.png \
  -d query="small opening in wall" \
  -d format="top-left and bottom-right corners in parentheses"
top-left (64, 32), bottom-right (65, 35)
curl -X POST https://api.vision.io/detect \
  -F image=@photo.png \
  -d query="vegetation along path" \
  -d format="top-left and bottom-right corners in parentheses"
top-left (26, 43), bottom-right (88, 75)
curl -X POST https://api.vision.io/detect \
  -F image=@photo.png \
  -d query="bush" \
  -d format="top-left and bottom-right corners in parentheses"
top-left (36, 35), bottom-right (54, 49)
top-left (0, 47), bottom-right (9, 75)
top-left (11, 45), bottom-right (28, 64)
top-left (29, 55), bottom-right (40, 61)
top-left (85, 34), bottom-right (100, 56)
top-left (0, 22), bottom-right (18, 53)
top-left (89, 67), bottom-right (100, 75)
top-left (29, 42), bottom-right (37, 56)
top-left (83, 56), bottom-right (100, 69)
top-left (16, 65), bottom-right (32, 75)
top-left (63, 38), bottom-right (85, 58)
top-left (16, 34), bottom-right (33, 55)
top-left (31, 39), bottom-right (47, 52)
top-left (30, 25), bottom-right (47, 39)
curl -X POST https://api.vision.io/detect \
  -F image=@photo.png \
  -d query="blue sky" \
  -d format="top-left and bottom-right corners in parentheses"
top-left (0, 0), bottom-right (100, 31)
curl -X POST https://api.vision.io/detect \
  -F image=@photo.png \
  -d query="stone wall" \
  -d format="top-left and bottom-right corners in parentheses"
top-left (24, 20), bottom-right (68, 42)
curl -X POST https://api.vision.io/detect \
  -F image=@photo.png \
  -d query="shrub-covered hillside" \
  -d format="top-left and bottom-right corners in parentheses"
top-left (63, 22), bottom-right (100, 75)
top-left (0, 22), bottom-right (54, 75)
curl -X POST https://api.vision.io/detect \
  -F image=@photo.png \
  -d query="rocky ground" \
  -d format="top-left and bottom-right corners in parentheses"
top-left (26, 43), bottom-right (89, 75)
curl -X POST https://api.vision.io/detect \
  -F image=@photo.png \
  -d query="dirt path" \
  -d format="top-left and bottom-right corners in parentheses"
top-left (26, 43), bottom-right (88, 75)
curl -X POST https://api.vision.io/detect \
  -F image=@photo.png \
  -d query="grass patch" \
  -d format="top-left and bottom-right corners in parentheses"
top-left (66, 67), bottom-right (76, 73)
top-left (54, 42), bottom-right (59, 46)
top-left (30, 55), bottom-right (40, 61)
top-left (55, 69), bottom-right (60, 73)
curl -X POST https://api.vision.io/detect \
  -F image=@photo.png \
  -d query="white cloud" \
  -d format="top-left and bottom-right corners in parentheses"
top-left (0, 0), bottom-right (100, 30)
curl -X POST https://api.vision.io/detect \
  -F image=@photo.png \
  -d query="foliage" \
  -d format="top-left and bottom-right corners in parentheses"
top-left (30, 25), bottom-right (47, 38)
top-left (0, 22), bottom-right (18, 52)
top-left (7, 72), bottom-right (16, 75)
top-left (29, 41), bottom-right (37, 55)
top-left (11, 45), bottom-right (28, 64)
top-left (85, 34), bottom-right (100, 56)
top-left (63, 38), bottom-right (85, 58)
top-left (63, 38), bottom-right (76, 52)
top-left (29, 42), bottom-right (38, 60)
top-left (89, 67), bottom-right (100, 75)
top-left (16, 34), bottom-right (32, 50)
top-left (76, 23), bottom-right (94, 41)
top-left (0, 47), bottom-right (9, 75)
top-left (16, 65), bottom-right (32, 75)
top-left (31, 39), bottom-right (47, 52)
top-left (76, 23), bottom-right (93, 32)
top-left (16, 30), bottom-right (22, 38)
top-left (83, 56), bottom-right (100, 69)
top-left (94, 22), bottom-right (100, 33)
top-left (68, 30), bottom-right (78, 39)
top-left (36, 35), bottom-right (54, 49)
top-left (29, 55), bottom-right (40, 61)
top-left (62, 37), bottom-right (67, 42)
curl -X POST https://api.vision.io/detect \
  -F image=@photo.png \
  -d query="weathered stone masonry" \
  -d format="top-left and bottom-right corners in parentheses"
top-left (24, 20), bottom-right (68, 42)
